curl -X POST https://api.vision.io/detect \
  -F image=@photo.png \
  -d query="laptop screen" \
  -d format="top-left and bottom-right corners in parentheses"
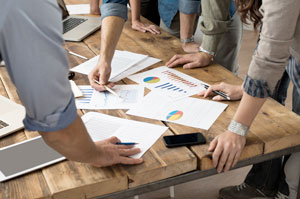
top-left (57, 0), bottom-right (69, 20)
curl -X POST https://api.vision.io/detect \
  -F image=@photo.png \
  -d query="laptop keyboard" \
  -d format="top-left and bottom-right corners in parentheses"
top-left (0, 120), bottom-right (9, 129)
top-left (63, 18), bottom-right (87, 34)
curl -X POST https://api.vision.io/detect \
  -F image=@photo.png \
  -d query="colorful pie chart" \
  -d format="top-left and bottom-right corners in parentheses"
top-left (143, 76), bottom-right (160, 83)
top-left (166, 110), bottom-right (183, 121)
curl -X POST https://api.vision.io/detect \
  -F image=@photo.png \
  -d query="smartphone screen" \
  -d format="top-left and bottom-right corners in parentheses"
top-left (163, 133), bottom-right (206, 148)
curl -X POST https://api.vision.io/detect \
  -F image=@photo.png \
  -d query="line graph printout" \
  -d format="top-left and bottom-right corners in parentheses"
top-left (128, 66), bottom-right (207, 100)
top-left (82, 112), bottom-right (168, 158)
top-left (75, 85), bottom-right (144, 110)
top-left (127, 92), bottom-right (228, 130)
top-left (92, 85), bottom-right (144, 109)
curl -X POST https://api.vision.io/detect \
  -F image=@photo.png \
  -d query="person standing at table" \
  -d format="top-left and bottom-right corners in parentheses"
top-left (197, 0), bottom-right (300, 198)
top-left (165, 0), bottom-right (242, 74)
top-left (0, 0), bottom-right (143, 167)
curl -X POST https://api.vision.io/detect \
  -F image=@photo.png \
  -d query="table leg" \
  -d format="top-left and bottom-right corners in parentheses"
top-left (169, 186), bottom-right (175, 198)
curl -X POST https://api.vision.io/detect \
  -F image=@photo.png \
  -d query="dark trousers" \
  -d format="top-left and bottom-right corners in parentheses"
top-left (245, 69), bottom-right (299, 196)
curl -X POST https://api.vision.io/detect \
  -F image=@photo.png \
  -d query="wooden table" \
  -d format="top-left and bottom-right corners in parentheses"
top-left (1, 2), bottom-right (300, 199)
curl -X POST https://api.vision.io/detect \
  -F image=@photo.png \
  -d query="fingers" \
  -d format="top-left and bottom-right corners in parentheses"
top-left (208, 137), bottom-right (218, 152)
top-left (119, 156), bottom-right (143, 165)
top-left (183, 62), bottom-right (200, 69)
top-left (132, 25), bottom-right (146, 33)
top-left (107, 136), bottom-right (121, 144)
top-left (217, 147), bottom-right (230, 173)
top-left (212, 140), bottom-right (222, 169)
top-left (166, 55), bottom-right (190, 68)
top-left (223, 150), bottom-right (236, 172)
top-left (166, 55), bottom-right (182, 67)
top-left (119, 147), bottom-right (141, 156)
top-left (212, 95), bottom-right (227, 101)
top-left (232, 149), bottom-right (242, 168)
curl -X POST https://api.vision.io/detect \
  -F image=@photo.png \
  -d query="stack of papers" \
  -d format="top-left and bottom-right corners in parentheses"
top-left (66, 4), bottom-right (90, 15)
top-left (70, 50), bottom-right (161, 82)
top-left (75, 85), bottom-right (144, 110)
top-left (128, 66), bottom-right (206, 100)
top-left (126, 92), bottom-right (228, 130)
top-left (82, 112), bottom-right (168, 158)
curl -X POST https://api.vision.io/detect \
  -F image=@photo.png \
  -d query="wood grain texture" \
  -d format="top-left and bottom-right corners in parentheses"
top-left (0, 70), bottom-right (52, 199)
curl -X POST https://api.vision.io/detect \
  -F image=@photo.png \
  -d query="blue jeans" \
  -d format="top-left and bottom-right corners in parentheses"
top-left (244, 58), bottom-right (300, 196)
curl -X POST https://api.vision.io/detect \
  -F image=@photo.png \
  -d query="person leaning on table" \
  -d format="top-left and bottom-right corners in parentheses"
top-left (0, 0), bottom-right (143, 167)
top-left (198, 0), bottom-right (300, 198)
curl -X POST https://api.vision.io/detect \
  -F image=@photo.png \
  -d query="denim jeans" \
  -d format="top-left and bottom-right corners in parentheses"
top-left (244, 58), bottom-right (300, 197)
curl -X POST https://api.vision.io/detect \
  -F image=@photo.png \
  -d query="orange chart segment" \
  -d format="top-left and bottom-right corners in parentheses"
top-left (166, 110), bottom-right (183, 121)
top-left (143, 76), bottom-right (160, 83)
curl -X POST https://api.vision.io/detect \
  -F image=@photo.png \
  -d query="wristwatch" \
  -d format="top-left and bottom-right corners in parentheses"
top-left (228, 120), bottom-right (249, 136)
top-left (180, 36), bottom-right (195, 43)
top-left (199, 46), bottom-right (216, 57)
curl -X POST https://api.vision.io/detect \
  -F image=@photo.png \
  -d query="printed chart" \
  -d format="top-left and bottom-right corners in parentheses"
top-left (129, 66), bottom-right (207, 100)
top-left (75, 86), bottom-right (94, 109)
top-left (127, 92), bottom-right (228, 130)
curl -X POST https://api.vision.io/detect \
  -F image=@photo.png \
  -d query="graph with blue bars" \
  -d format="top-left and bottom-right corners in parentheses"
top-left (154, 82), bottom-right (187, 93)
top-left (76, 88), bottom-right (93, 104)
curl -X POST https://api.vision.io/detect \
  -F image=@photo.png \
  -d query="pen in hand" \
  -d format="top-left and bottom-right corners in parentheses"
top-left (201, 83), bottom-right (231, 100)
top-left (116, 142), bottom-right (139, 145)
top-left (93, 79), bottom-right (123, 100)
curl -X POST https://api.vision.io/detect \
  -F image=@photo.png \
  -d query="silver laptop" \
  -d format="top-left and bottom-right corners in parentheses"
top-left (57, 0), bottom-right (102, 42)
top-left (0, 95), bottom-right (25, 138)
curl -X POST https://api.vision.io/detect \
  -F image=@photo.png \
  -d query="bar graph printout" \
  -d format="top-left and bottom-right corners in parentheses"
top-left (128, 66), bottom-right (207, 100)
top-left (75, 85), bottom-right (144, 109)
top-left (82, 112), bottom-right (168, 158)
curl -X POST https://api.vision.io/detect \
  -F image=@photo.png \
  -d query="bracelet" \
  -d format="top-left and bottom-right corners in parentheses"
top-left (180, 36), bottom-right (195, 44)
top-left (199, 46), bottom-right (216, 57)
top-left (228, 120), bottom-right (249, 136)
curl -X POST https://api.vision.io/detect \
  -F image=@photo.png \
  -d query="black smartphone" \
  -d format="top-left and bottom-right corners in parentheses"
top-left (163, 132), bottom-right (206, 148)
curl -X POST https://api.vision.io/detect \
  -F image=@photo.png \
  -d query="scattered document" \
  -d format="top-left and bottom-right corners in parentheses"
top-left (110, 57), bottom-right (161, 82)
top-left (70, 80), bottom-right (83, 98)
top-left (128, 66), bottom-right (207, 100)
top-left (82, 112), bottom-right (168, 158)
top-left (126, 92), bottom-right (228, 130)
top-left (66, 4), bottom-right (90, 15)
top-left (75, 85), bottom-right (144, 109)
top-left (71, 50), bottom-right (148, 81)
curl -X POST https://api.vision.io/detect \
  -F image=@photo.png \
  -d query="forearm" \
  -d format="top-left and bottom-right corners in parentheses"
top-left (180, 12), bottom-right (197, 39)
top-left (39, 115), bottom-right (97, 163)
top-left (100, 16), bottom-right (125, 64)
top-left (232, 92), bottom-right (266, 127)
top-left (130, 0), bottom-right (141, 22)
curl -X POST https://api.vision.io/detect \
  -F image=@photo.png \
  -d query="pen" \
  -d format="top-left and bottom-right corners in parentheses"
top-left (93, 79), bottom-right (123, 100)
top-left (116, 142), bottom-right (138, 145)
top-left (68, 51), bottom-right (88, 60)
top-left (201, 83), bottom-right (231, 100)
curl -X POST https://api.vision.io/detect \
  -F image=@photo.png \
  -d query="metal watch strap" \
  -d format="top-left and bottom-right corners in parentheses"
top-left (180, 36), bottom-right (194, 43)
top-left (199, 46), bottom-right (216, 57)
top-left (228, 120), bottom-right (249, 136)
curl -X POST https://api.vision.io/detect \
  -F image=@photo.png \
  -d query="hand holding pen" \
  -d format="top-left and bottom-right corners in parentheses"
top-left (198, 82), bottom-right (243, 101)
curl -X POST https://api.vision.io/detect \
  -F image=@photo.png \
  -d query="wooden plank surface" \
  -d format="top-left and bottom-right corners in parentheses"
top-left (0, 69), bottom-right (52, 199)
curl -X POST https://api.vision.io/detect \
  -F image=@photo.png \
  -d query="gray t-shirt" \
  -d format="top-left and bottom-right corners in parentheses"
top-left (0, 0), bottom-right (77, 132)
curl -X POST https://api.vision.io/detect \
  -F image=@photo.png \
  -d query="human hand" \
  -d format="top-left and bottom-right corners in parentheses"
top-left (90, 0), bottom-right (101, 15)
top-left (91, 136), bottom-right (143, 167)
top-left (88, 61), bottom-right (114, 91)
top-left (132, 20), bottom-right (160, 34)
top-left (209, 130), bottom-right (246, 173)
top-left (198, 82), bottom-right (243, 101)
top-left (181, 42), bottom-right (200, 53)
top-left (166, 52), bottom-right (213, 69)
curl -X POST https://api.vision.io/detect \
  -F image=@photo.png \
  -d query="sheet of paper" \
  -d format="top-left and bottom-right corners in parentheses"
top-left (70, 80), bottom-right (83, 98)
top-left (126, 92), bottom-right (228, 130)
top-left (75, 85), bottom-right (144, 109)
top-left (91, 85), bottom-right (144, 109)
top-left (128, 66), bottom-right (207, 100)
top-left (66, 4), bottom-right (90, 15)
top-left (75, 86), bottom-right (95, 109)
top-left (70, 50), bottom-right (148, 81)
top-left (82, 112), bottom-right (168, 158)
top-left (110, 57), bottom-right (161, 82)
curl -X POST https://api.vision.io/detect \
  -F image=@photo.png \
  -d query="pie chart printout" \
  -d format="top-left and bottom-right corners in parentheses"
top-left (143, 76), bottom-right (160, 83)
top-left (166, 110), bottom-right (183, 121)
